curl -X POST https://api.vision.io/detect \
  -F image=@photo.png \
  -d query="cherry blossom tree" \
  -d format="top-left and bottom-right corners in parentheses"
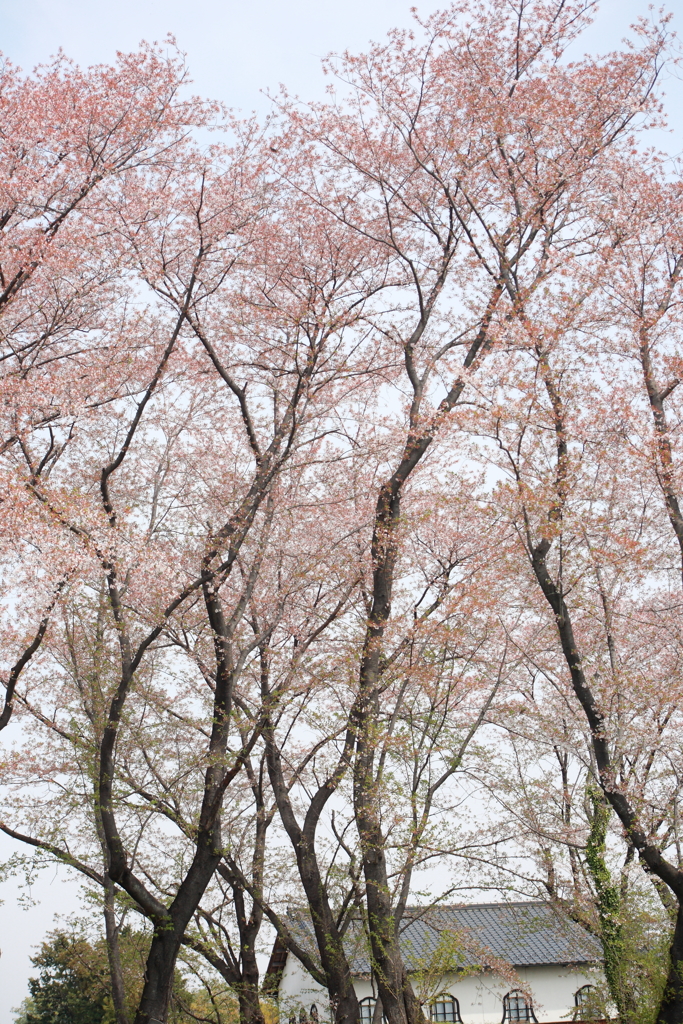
top-left (465, 152), bottom-right (683, 1020)
top-left (0, 75), bottom-right (388, 1023)
top-left (266, 3), bottom-right (671, 1022)
top-left (1, 5), bottom-right (681, 1024)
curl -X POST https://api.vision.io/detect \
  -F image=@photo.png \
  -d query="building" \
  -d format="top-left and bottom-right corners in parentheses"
top-left (266, 902), bottom-right (602, 1024)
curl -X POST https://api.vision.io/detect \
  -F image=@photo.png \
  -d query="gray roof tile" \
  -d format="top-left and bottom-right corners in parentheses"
top-left (398, 903), bottom-right (601, 969)
top-left (280, 902), bottom-right (601, 976)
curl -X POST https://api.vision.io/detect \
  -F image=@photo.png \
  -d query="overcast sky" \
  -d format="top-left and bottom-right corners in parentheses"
top-left (0, 0), bottom-right (682, 1020)
top-left (0, 0), bottom-right (681, 125)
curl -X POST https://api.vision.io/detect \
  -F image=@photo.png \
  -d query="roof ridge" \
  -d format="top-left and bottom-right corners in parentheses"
top-left (404, 900), bottom-right (551, 912)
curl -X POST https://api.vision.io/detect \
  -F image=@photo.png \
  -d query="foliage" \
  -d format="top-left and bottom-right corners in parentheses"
top-left (15, 932), bottom-right (114, 1024)
top-left (11, 929), bottom-right (212, 1024)
top-left (568, 891), bottom-right (671, 1024)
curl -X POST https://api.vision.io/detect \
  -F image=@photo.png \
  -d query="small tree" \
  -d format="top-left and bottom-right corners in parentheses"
top-left (12, 927), bottom-right (226, 1024)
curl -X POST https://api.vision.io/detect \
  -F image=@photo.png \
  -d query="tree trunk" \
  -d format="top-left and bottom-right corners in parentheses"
top-left (584, 789), bottom-right (635, 1024)
top-left (530, 537), bottom-right (683, 1024)
top-left (659, 904), bottom-right (683, 1024)
top-left (237, 980), bottom-right (267, 1024)
top-left (526, 348), bottom-right (683, 1024)
top-left (349, 281), bottom-right (502, 1024)
top-left (263, 718), bottom-right (360, 1024)
top-left (353, 697), bottom-right (425, 1024)
top-left (103, 875), bottom-right (131, 1024)
top-left (232, 870), bottom-right (266, 1024)
top-left (134, 928), bottom-right (183, 1024)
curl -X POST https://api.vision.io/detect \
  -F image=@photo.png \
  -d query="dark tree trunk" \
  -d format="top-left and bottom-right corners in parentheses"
top-left (102, 577), bottom-right (235, 1024)
top-left (528, 351), bottom-right (683, 1024)
top-left (263, 712), bottom-right (360, 1024)
top-left (183, 896), bottom-right (267, 1024)
top-left (213, 855), bottom-right (268, 1024)
top-left (530, 536), bottom-right (683, 1024)
top-left (230, 874), bottom-right (267, 1024)
top-left (351, 475), bottom-right (426, 1024)
top-left (659, 904), bottom-right (683, 1024)
top-left (238, 980), bottom-right (266, 1024)
top-left (351, 291), bottom-right (503, 1024)
top-left (134, 930), bottom-right (182, 1024)
top-left (103, 875), bottom-right (131, 1024)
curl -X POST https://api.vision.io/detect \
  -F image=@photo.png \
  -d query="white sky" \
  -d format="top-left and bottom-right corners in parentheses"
top-left (0, 0), bottom-right (682, 1020)
top-left (0, 0), bottom-right (681, 127)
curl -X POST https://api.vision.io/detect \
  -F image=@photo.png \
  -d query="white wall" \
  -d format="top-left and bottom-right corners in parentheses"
top-left (278, 956), bottom-right (600, 1024)
top-left (279, 955), bottom-right (329, 1020)
top-left (426, 966), bottom-right (599, 1023)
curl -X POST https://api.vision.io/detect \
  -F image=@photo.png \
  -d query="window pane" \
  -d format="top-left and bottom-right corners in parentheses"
top-left (575, 987), bottom-right (594, 1007)
top-left (430, 998), bottom-right (458, 1022)
top-left (505, 992), bottom-right (534, 1022)
top-left (360, 1000), bottom-right (376, 1024)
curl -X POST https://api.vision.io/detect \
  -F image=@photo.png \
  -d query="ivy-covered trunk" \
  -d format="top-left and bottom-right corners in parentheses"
top-left (584, 788), bottom-right (635, 1024)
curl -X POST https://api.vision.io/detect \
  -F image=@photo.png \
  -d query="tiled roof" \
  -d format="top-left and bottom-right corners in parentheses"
top-left (273, 902), bottom-right (601, 978)
top-left (396, 903), bottom-right (601, 969)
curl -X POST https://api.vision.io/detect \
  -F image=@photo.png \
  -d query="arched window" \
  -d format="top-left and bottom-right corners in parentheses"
top-left (310, 1007), bottom-right (319, 1023)
top-left (359, 998), bottom-right (377, 1024)
top-left (430, 996), bottom-right (462, 1022)
top-left (574, 986), bottom-right (594, 1008)
top-left (574, 986), bottom-right (597, 1020)
top-left (300, 1010), bottom-right (308, 1024)
top-left (359, 996), bottom-right (387, 1024)
top-left (502, 991), bottom-right (537, 1023)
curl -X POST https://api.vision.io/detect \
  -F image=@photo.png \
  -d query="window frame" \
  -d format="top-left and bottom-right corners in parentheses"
top-left (429, 994), bottom-right (462, 1023)
top-left (359, 997), bottom-right (378, 1024)
top-left (574, 985), bottom-right (594, 1008)
top-left (573, 985), bottom-right (598, 1020)
top-left (502, 990), bottom-right (538, 1023)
